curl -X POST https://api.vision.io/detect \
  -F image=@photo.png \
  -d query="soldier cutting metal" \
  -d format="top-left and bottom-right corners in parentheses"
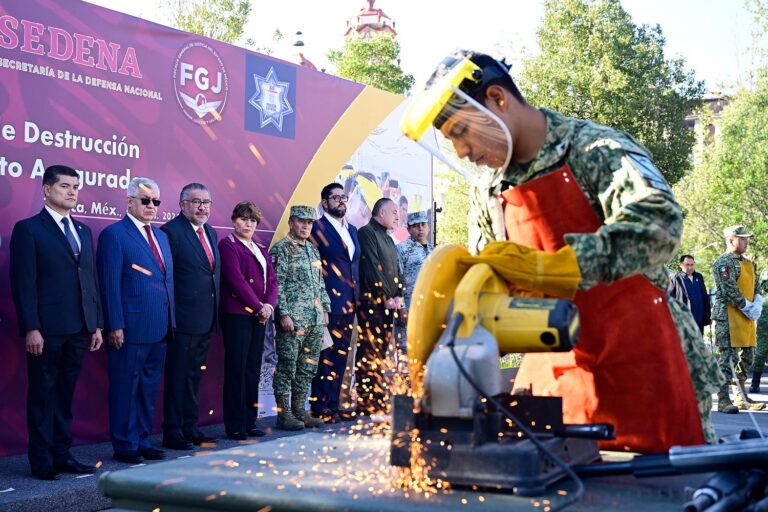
top-left (400, 49), bottom-right (722, 452)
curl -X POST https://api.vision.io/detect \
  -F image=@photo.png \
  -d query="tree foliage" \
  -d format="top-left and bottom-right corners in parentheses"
top-left (675, 77), bottom-right (768, 271)
top-left (519, 0), bottom-right (704, 184)
top-left (164, 0), bottom-right (251, 44)
top-left (433, 163), bottom-right (469, 247)
top-left (327, 34), bottom-right (414, 95)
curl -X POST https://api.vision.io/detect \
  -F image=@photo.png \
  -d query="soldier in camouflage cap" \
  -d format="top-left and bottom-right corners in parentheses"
top-left (711, 225), bottom-right (765, 412)
top-left (394, 211), bottom-right (434, 370)
top-left (269, 205), bottom-right (330, 430)
top-left (399, 49), bottom-right (722, 451)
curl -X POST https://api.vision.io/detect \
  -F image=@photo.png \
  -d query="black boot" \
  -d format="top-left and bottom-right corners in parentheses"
top-left (750, 371), bottom-right (763, 394)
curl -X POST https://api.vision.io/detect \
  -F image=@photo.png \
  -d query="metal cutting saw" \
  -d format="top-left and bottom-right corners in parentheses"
top-left (390, 244), bottom-right (613, 496)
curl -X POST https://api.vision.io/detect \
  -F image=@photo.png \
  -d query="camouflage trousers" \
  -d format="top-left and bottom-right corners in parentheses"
top-left (754, 319), bottom-right (768, 370)
top-left (668, 299), bottom-right (723, 444)
top-left (714, 320), bottom-right (754, 382)
top-left (273, 324), bottom-right (323, 397)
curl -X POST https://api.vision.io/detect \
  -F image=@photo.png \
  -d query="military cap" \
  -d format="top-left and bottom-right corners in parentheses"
top-left (290, 205), bottom-right (315, 220)
top-left (407, 211), bottom-right (429, 226)
top-left (723, 225), bottom-right (752, 238)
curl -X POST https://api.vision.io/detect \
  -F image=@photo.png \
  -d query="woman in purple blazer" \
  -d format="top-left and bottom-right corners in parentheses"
top-left (218, 201), bottom-right (278, 440)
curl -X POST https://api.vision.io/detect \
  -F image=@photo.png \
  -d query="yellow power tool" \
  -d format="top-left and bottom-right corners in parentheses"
top-left (392, 244), bottom-right (608, 495)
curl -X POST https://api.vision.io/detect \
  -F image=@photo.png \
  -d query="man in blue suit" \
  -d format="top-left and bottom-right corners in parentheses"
top-left (97, 177), bottom-right (175, 464)
top-left (309, 182), bottom-right (360, 423)
top-left (160, 183), bottom-right (220, 450)
top-left (10, 165), bottom-right (103, 480)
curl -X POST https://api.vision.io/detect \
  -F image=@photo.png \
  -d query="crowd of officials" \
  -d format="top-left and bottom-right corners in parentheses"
top-left (9, 165), bottom-right (433, 480)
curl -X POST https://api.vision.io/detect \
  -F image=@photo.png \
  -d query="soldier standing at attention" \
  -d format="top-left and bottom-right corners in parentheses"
top-left (711, 225), bottom-right (765, 413)
top-left (270, 206), bottom-right (330, 431)
top-left (394, 211), bottom-right (434, 371)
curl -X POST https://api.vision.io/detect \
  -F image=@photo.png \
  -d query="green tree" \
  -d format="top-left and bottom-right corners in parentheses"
top-left (433, 163), bottom-right (469, 246)
top-left (327, 34), bottom-right (414, 95)
top-left (675, 76), bottom-right (768, 271)
top-left (519, 0), bottom-right (704, 184)
top-left (164, 0), bottom-right (251, 44)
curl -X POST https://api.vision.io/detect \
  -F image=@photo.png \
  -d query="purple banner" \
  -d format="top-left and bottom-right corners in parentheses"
top-left (0, 0), bottom-right (367, 456)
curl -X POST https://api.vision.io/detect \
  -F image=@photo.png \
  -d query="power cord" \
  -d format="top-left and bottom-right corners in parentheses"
top-left (445, 312), bottom-right (585, 511)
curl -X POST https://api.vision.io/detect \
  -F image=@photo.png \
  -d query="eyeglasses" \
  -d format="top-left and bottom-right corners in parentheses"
top-left (184, 199), bottom-right (212, 208)
top-left (131, 196), bottom-right (161, 207)
top-left (327, 194), bottom-right (349, 202)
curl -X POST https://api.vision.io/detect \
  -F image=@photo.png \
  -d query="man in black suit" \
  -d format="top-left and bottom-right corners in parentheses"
top-left (160, 183), bottom-right (220, 449)
top-left (9, 165), bottom-right (103, 480)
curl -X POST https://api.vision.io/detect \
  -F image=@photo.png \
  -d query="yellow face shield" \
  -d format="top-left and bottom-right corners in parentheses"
top-left (400, 56), bottom-right (513, 179)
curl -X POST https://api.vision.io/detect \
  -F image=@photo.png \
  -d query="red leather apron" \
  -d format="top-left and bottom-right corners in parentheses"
top-left (502, 165), bottom-right (704, 452)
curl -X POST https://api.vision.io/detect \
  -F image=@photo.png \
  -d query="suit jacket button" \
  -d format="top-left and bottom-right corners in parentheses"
top-left (249, 278), bottom-right (254, 283)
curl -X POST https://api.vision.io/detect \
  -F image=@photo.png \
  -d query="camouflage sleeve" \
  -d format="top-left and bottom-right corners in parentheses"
top-left (270, 243), bottom-right (294, 319)
top-left (563, 142), bottom-right (682, 289)
top-left (711, 256), bottom-right (746, 309)
top-left (315, 247), bottom-right (331, 313)
top-left (396, 241), bottom-right (407, 274)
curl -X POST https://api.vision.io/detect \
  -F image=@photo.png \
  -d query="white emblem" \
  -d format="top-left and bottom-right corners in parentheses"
top-left (178, 91), bottom-right (223, 119)
top-left (248, 67), bottom-right (294, 131)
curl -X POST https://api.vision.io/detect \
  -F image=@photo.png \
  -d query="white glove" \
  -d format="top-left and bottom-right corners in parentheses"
top-left (741, 299), bottom-right (756, 319)
top-left (752, 294), bottom-right (764, 320)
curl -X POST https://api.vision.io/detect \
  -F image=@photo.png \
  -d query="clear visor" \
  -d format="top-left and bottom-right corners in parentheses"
top-left (414, 87), bottom-right (512, 181)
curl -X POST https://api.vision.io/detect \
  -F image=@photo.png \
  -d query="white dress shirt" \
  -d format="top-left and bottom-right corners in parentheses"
top-left (45, 205), bottom-right (81, 251)
top-left (190, 220), bottom-right (215, 262)
top-left (238, 237), bottom-right (267, 287)
top-left (127, 212), bottom-right (166, 265)
top-left (323, 212), bottom-right (355, 260)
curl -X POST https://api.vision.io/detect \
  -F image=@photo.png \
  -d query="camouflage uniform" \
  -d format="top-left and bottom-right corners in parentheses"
top-left (711, 251), bottom-right (759, 383)
top-left (270, 233), bottom-right (331, 398)
top-left (469, 108), bottom-right (723, 442)
top-left (394, 236), bottom-right (434, 354)
top-left (754, 276), bottom-right (768, 372)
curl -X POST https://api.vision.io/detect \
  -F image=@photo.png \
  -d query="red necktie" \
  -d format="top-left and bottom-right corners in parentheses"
top-left (143, 224), bottom-right (166, 273)
top-left (197, 226), bottom-right (215, 270)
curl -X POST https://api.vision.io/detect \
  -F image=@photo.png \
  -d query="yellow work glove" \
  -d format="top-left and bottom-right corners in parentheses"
top-left (462, 242), bottom-right (581, 299)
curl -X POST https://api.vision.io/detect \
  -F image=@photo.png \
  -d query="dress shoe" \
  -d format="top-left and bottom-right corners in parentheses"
top-left (246, 428), bottom-right (266, 437)
top-left (162, 435), bottom-right (194, 450)
top-left (314, 410), bottom-right (341, 424)
top-left (336, 410), bottom-right (357, 422)
top-left (139, 447), bottom-right (166, 460)
top-left (31, 466), bottom-right (60, 480)
top-left (53, 458), bottom-right (96, 474)
top-left (185, 433), bottom-right (217, 445)
top-left (114, 451), bottom-right (144, 464)
top-left (226, 432), bottom-right (247, 440)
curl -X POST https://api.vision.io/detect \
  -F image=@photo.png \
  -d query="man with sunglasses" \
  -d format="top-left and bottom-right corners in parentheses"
top-left (309, 183), bottom-right (360, 423)
top-left (400, 49), bottom-right (722, 452)
top-left (160, 183), bottom-right (220, 449)
top-left (98, 177), bottom-right (175, 464)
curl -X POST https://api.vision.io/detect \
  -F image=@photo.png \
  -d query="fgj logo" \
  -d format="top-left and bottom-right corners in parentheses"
top-left (172, 41), bottom-right (229, 125)
top-left (244, 55), bottom-right (296, 139)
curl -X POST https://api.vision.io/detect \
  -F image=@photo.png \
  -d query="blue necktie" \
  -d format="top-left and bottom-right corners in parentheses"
top-left (61, 217), bottom-right (80, 258)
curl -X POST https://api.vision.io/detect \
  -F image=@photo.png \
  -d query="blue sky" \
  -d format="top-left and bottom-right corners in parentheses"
top-left (86, 0), bottom-right (759, 93)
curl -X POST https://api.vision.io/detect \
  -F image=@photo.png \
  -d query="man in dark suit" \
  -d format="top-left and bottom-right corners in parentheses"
top-left (679, 254), bottom-right (712, 335)
top-left (97, 177), bottom-right (174, 464)
top-left (160, 183), bottom-right (220, 449)
top-left (309, 182), bottom-right (360, 423)
top-left (10, 165), bottom-right (103, 480)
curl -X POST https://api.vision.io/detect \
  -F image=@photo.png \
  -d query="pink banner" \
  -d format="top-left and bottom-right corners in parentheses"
top-left (0, 0), bottom-right (367, 456)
